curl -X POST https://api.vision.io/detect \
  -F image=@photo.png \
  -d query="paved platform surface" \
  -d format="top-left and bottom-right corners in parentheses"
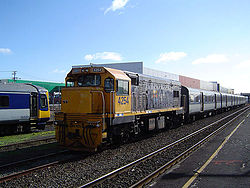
top-left (151, 110), bottom-right (250, 188)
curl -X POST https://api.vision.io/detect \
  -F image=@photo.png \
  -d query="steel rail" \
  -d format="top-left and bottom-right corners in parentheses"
top-left (0, 136), bottom-right (56, 151)
top-left (0, 150), bottom-right (68, 169)
top-left (0, 150), bottom-right (71, 184)
top-left (0, 161), bottom-right (60, 183)
top-left (79, 106), bottom-right (249, 188)
top-left (130, 107), bottom-right (249, 188)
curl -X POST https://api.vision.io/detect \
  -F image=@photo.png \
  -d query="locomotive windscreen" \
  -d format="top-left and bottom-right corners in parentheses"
top-left (77, 74), bottom-right (101, 87)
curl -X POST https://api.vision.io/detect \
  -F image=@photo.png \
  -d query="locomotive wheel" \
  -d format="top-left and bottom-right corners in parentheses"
top-left (121, 128), bottom-right (130, 144)
top-left (112, 127), bottom-right (131, 145)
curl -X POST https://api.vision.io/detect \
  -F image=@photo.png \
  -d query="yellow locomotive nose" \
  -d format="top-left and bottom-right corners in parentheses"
top-left (57, 87), bottom-right (105, 151)
top-left (61, 88), bottom-right (92, 114)
top-left (62, 87), bottom-right (104, 114)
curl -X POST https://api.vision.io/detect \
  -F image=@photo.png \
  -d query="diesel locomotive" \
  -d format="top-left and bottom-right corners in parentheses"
top-left (55, 66), bottom-right (247, 151)
top-left (0, 83), bottom-right (50, 135)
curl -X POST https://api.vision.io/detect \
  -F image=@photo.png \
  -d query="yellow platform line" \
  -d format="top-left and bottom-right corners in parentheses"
top-left (182, 119), bottom-right (245, 188)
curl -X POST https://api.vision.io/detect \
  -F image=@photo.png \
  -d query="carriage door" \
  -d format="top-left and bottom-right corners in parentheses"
top-left (215, 94), bottom-right (217, 109)
top-left (200, 92), bottom-right (204, 112)
top-left (30, 93), bottom-right (38, 119)
top-left (181, 95), bottom-right (187, 113)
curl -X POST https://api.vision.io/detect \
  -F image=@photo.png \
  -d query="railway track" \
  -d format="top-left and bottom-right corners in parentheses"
top-left (0, 136), bottom-right (56, 151)
top-left (79, 106), bottom-right (249, 188)
top-left (0, 150), bottom-right (67, 183)
top-left (0, 147), bottom-right (86, 184)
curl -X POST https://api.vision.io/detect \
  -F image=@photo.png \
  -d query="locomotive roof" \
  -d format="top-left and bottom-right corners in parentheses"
top-left (0, 83), bottom-right (47, 93)
top-left (105, 67), bottom-right (130, 80)
top-left (67, 66), bottom-right (130, 81)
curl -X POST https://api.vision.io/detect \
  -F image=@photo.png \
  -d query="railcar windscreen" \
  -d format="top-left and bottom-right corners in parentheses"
top-left (40, 94), bottom-right (48, 108)
top-left (78, 74), bottom-right (101, 87)
top-left (66, 79), bottom-right (75, 87)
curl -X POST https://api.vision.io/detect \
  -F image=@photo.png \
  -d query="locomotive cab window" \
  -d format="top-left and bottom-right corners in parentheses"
top-left (78, 74), bottom-right (101, 87)
top-left (104, 78), bottom-right (114, 92)
top-left (40, 94), bottom-right (48, 108)
top-left (66, 79), bottom-right (75, 87)
top-left (116, 80), bottom-right (129, 95)
top-left (0, 96), bottom-right (9, 107)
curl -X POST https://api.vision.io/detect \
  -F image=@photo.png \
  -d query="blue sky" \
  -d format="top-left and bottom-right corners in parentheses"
top-left (0, 0), bottom-right (250, 93)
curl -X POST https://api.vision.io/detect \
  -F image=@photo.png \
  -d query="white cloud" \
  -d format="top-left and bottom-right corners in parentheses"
top-left (0, 48), bottom-right (12, 54)
top-left (192, 54), bottom-right (229, 65)
top-left (235, 60), bottom-right (250, 69)
top-left (53, 69), bottom-right (66, 73)
top-left (84, 52), bottom-right (122, 61)
top-left (155, 52), bottom-right (187, 64)
top-left (104, 0), bottom-right (129, 14)
top-left (85, 54), bottom-right (94, 61)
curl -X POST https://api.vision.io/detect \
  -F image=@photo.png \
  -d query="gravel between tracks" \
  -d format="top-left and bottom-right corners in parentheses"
top-left (0, 107), bottom-right (247, 188)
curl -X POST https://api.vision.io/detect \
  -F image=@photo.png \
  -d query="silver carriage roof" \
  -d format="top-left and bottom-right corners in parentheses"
top-left (185, 86), bottom-right (245, 98)
top-left (124, 70), bottom-right (181, 86)
top-left (0, 83), bottom-right (47, 93)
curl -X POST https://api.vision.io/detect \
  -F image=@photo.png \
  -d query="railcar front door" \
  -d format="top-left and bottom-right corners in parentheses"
top-left (30, 93), bottom-right (38, 119)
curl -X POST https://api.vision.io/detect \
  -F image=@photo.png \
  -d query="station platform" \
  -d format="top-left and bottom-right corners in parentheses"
top-left (152, 110), bottom-right (250, 188)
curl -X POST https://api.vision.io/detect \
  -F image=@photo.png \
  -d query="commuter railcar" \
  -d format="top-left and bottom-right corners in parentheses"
top-left (0, 83), bottom-right (50, 135)
top-left (55, 67), bottom-right (184, 151)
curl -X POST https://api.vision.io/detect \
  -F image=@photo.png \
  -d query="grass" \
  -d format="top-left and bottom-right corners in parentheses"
top-left (0, 131), bottom-right (55, 146)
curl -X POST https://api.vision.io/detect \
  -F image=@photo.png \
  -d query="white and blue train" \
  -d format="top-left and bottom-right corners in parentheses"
top-left (0, 83), bottom-right (50, 135)
top-left (181, 86), bottom-right (248, 122)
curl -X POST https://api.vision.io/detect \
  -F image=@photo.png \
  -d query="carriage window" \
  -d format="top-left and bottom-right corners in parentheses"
top-left (66, 79), bottom-right (74, 87)
top-left (0, 96), bottom-right (9, 107)
top-left (78, 74), bottom-right (101, 87)
top-left (173, 91), bottom-right (179, 98)
top-left (194, 95), bottom-right (200, 102)
top-left (104, 78), bottom-right (114, 92)
top-left (116, 80), bottom-right (129, 95)
top-left (190, 94), bottom-right (194, 102)
top-left (40, 94), bottom-right (48, 108)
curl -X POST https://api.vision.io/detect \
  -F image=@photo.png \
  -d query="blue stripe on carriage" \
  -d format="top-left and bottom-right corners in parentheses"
top-left (0, 93), bottom-right (30, 109)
